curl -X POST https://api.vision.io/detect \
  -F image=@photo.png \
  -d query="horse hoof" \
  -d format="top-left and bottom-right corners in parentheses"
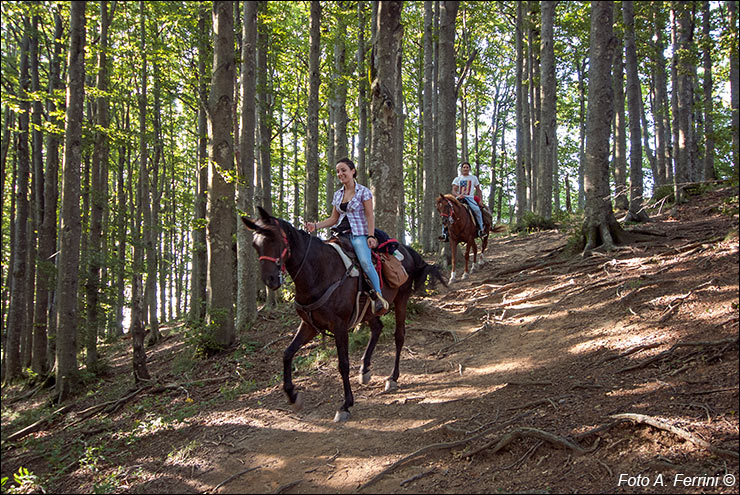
top-left (333, 410), bottom-right (351, 423)
top-left (462, 272), bottom-right (469, 280)
top-left (291, 392), bottom-right (304, 413)
top-left (359, 370), bottom-right (372, 385)
top-left (384, 379), bottom-right (398, 393)
top-left (449, 273), bottom-right (456, 284)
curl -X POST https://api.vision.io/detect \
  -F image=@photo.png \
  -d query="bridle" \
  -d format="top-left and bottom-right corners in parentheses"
top-left (258, 225), bottom-right (290, 273)
top-left (257, 219), bottom-right (311, 281)
top-left (439, 198), bottom-right (456, 225)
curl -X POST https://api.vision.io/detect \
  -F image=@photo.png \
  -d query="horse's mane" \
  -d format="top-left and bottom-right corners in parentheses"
top-left (439, 194), bottom-right (463, 207)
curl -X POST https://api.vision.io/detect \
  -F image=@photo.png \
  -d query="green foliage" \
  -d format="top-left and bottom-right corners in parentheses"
top-left (719, 194), bottom-right (739, 217)
top-left (513, 212), bottom-right (556, 233)
top-left (1, 467), bottom-right (41, 494)
top-left (184, 314), bottom-right (228, 358)
top-left (652, 184), bottom-right (675, 205)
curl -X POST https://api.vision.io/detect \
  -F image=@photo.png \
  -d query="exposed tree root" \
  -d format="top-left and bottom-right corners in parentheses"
top-left (656, 279), bottom-right (715, 324)
top-left (463, 426), bottom-right (598, 458)
top-left (618, 336), bottom-right (738, 373)
top-left (593, 342), bottom-right (662, 366)
top-left (609, 413), bottom-right (739, 460)
top-left (4, 404), bottom-right (75, 443)
top-left (356, 412), bottom-right (527, 492)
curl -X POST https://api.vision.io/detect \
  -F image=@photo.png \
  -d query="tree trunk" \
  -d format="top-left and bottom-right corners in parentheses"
top-left (729, 0), bottom-right (739, 176)
top-left (56, 1), bottom-right (86, 400)
top-left (702, 1), bottom-right (716, 181)
top-left (421, 2), bottom-right (436, 251)
top-left (438, 1), bottom-right (459, 207)
top-left (623, 0), bottom-right (649, 222)
top-left (190, 4), bottom-right (209, 324)
top-left (237, 0), bottom-right (257, 331)
top-left (206, 0), bottom-right (236, 348)
top-left (305, 2), bottom-right (321, 223)
top-left (538, 0), bottom-right (555, 220)
top-left (370, 0), bottom-right (404, 237)
top-left (334, 8), bottom-right (349, 161)
top-left (673, 2), bottom-right (693, 204)
top-left (515, 2), bottom-right (527, 222)
top-left (581, 1), bottom-right (629, 253)
top-left (357, 2), bottom-right (369, 187)
top-left (86, 1), bottom-right (111, 372)
top-left (132, 1), bottom-right (150, 383)
top-left (612, 34), bottom-right (628, 211)
top-left (35, 11), bottom-right (63, 372)
top-left (5, 28), bottom-right (31, 383)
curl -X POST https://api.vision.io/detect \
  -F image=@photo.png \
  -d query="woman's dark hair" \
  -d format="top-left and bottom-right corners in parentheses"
top-left (337, 157), bottom-right (357, 178)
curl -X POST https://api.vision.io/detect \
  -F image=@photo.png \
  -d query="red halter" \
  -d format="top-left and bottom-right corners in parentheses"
top-left (258, 223), bottom-right (290, 272)
top-left (439, 199), bottom-right (456, 224)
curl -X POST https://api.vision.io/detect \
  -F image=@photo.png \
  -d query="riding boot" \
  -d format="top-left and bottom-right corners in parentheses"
top-left (438, 227), bottom-right (449, 242)
top-left (369, 289), bottom-right (389, 316)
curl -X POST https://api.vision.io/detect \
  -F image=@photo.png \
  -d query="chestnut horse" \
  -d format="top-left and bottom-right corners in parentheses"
top-left (242, 207), bottom-right (446, 422)
top-left (436, 194), bottom-right (492, 283)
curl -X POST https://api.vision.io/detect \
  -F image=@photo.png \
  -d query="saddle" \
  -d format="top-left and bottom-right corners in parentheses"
top-left (328, 229), bottom-right (407, 290)
top-left (461, 198), bottom-right (492, 233)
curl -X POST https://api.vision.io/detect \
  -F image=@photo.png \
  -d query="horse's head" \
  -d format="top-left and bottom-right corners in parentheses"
top-left (436, 194), bottom-right (456, 227)
top-left (242, 206), bottom-right (289, 290)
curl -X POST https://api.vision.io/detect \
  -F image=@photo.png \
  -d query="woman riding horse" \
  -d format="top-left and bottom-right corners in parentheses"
top-left (243, 208), bottom-right (446, 422)
top-left (436, 194), bottom-right (490, 283)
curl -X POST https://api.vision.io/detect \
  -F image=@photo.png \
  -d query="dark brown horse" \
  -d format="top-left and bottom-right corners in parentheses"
top-left (436, 194), bottom-right (492, 283)
top-left (243, 207), bottom-right (446, 422)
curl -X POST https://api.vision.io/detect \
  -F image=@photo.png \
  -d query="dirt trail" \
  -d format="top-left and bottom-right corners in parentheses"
top-left (2, 186), bottom-right (738, 494)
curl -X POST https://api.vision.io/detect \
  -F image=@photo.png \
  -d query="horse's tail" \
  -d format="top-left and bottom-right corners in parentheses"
top-left (415, 263), bottom-right (448, 293)
top-left (402, 244), bottom-right (448, 293)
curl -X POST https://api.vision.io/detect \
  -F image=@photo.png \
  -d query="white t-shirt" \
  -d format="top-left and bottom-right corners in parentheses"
top-left (452, 174), bottom-right (480, 198)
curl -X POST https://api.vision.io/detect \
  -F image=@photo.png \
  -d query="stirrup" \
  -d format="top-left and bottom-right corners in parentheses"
top-left (369, 290), bottom-right (389, 316)
top-left (438, 232), bottom-right (449, 242)
top-left (373, 296), bottom-right (389, 316)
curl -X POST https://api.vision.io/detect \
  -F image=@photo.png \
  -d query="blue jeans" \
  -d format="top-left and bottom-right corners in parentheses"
top-left (462, 196), bottom-right (484, 231)
top-left (351, 234), bottom-right (382, 294)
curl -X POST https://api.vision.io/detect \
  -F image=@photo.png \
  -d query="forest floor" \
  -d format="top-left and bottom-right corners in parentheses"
top-left (2, 184), bottom-right (739, 494)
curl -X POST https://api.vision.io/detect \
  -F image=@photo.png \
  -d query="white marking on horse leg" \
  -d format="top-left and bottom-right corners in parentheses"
top-left (333, 410), bottom-right (351, 423)
top-left (291, 392), bottom-right (304, 413)
top-left (384, 378), bottom-right (398, 393)
top-left (359, 370), bottom-right (372, 385)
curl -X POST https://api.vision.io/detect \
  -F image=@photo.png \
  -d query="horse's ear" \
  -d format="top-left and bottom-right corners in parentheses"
top-left (439, 193), bottom-right (445, 199)
top-left (257, 206), bottom-right (272, 221)
top-left (242, 216), bottom-right (259, 231)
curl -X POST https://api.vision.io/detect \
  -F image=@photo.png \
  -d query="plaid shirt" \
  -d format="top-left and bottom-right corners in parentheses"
top-left (332, 181), bottom-right (373, 236)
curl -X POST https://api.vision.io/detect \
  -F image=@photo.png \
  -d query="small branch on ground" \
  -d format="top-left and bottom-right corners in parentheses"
top-left (400, 468), bottom-right (437, 486)
top-left (275, 480), bottom-right (301, 494)
top-left (209, 466), bottom-right (261, 493)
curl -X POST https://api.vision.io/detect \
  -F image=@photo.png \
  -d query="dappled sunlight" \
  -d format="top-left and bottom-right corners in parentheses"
top-left (467, 356), bottom-right (536, 376)
top-left (606, 381), bottom-right (667, 398)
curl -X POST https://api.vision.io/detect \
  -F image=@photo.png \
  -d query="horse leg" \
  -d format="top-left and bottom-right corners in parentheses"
top-left (333, 328), bottom-right (354, 422)
top-left (462, 244), bottom-right (471, 280)
top-left (283, 321), bottom-right (316, 412)
top-left (449, 240), bottom-right (458, 284)
top-left (358, 316), bottom-right (384, 385)
top-left (386, 289), bottom-right (410, 393)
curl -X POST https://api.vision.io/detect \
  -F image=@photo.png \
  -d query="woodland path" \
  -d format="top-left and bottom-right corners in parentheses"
top-left (2, 186), bottom-right (738, 494)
